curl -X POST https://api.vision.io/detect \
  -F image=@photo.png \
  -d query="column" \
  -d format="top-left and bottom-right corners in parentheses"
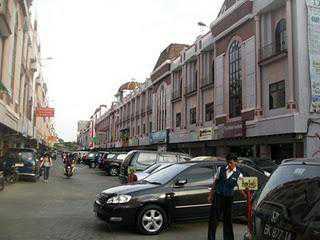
top-left (255, 15), bottom-right (263, 117)
top-left (286, 0), bottom-right (296, 110)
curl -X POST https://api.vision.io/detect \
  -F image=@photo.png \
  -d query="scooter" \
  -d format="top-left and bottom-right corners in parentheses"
top-left (65, 165), bottom-right (75, 178)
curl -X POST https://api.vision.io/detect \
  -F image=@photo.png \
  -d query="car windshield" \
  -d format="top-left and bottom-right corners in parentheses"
top-left (254, 159), bottom-right (277, 168)
top-left (19, 152), bottom-right (34, 164)
top-left (143, 164), bottom-right (192, 185)
top-left (116, 154), bottom-right (127, 160)
top-left (257, 164), bottom-right (320, 209)
top-left (107, 154), bottom-right (115, 159)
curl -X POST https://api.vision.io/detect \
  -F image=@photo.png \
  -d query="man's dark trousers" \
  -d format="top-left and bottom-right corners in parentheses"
top-left (208, 193), bottom-right (234, 240)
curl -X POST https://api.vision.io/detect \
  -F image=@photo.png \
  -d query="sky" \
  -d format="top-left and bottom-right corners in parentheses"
top-left (32, 0), bottom-right (225, 142)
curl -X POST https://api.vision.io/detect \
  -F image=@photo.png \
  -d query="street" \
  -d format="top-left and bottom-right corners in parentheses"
top-left (0, 158), bottom-right (246, 240)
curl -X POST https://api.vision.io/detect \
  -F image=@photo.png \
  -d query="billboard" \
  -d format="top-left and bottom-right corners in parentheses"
top-left (307, 0), bottom-right (320, 112)
top-left (36, 108), bottom-right (55, 117)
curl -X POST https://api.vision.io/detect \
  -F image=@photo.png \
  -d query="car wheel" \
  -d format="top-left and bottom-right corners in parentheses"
top-left (109, 167), bottom-right (119, 176)
top-left (137, 205), bottom-right (167, 235)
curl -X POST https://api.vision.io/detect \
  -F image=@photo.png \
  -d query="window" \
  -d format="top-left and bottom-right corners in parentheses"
top-left (190, 107), bottom-right (196, 125)
top-left (159, 154), bottom-right (178, 163)
top-left (205, 102), bottom-right (214, 122)
top-left (149, 122), bottom-right (152, 133)
top-left (275, 19), bottom-right (287, 53)
top-left (132, 127), bottom-right (135, 136)
top-left (176, 113), bottom-right (181, 128)
top-left (136, 153), bottom-right (157, 166)
top-left (229, 41), bottom-right (242, 118)
top-left (177, 165), bottom-right (214, 187)
top-left (137, 126), bottom-right (140, 135)
top-left (269, 81), bottom-right (285, 109)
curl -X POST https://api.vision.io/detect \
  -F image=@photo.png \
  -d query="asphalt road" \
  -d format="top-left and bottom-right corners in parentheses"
top-left (0, 158), bottom-right (246, 240)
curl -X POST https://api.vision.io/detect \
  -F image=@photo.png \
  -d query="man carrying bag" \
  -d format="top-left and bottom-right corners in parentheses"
top-left (207, 153), bottom-right (244, 240)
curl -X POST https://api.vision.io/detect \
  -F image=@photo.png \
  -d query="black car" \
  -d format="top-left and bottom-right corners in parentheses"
top-left (246, 158), bottom-right (320, 240)
top-left (118, 150), bottom-right (191, 183)
top-left (103, 152), bottom-right (127, 176)
top-left (238, 157), bottom-right (278, 176)
top-left (94, 160), bottom-right (268, 235)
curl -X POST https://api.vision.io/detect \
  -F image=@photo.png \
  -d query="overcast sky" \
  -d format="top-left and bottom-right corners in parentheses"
top-left (32, 0), bottom-right (225, 142)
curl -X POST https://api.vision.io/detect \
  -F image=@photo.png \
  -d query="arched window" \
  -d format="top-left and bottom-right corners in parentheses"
top-left (229, 41), bottom-right (242, 118)
top-left (275, 19), bottom-right (287, 52)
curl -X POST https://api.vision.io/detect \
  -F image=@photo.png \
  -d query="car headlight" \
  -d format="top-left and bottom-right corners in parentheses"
top-left (107, 195), bottom-right (132, 204)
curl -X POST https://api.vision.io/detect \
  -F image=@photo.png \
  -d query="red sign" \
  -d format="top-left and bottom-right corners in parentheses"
top-left (36, 108), bottom-right (55, 117)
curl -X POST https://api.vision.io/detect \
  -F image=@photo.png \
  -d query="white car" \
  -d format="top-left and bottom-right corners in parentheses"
top-left (133, 163), bottom-right (173, 182)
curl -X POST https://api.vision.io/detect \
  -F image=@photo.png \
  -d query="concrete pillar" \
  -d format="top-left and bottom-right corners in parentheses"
top-left (255, 15), bottom-right (263, 117)
top-left (286, 0), bottom-right (296, 110)
top-left (197, 54), bottom-right (202, 125)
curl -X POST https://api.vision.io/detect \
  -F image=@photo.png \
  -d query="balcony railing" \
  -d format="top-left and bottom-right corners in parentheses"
top-left (172, 89), bottom-right (182, 101)
top-left (260, 37), bottom-right (288, 62)
top-left (186, 81), bottom-right (197, 95)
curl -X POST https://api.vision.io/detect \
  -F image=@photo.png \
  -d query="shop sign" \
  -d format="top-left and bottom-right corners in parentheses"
top-left (306, 0), bottom-right (320, 112)
top-left (199, 127), bottom-right (215, 141)
top-left (224, 120), bottom-right (245, 139)
top-left (47, 136), bottom-right (58, 142)
top-left (150, 130), bottom-right (168, 144)
top-left (36, 108), bottom-right (55, 117)
top-left (238, 177), bottom-right (258, 191)
top-left (190, 131), bottom-right (199, 142)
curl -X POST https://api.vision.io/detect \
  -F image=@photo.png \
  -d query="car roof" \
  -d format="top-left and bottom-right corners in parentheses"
top-left (128, 150), bottom-right (190, 156)
top-left (7, 148), bottom-right (37, 152)
top-left (281, 157), bottom-right (320, 165)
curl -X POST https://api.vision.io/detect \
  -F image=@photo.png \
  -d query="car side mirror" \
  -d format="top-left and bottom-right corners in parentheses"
top-left (175, 179), bottom-right (187, 187)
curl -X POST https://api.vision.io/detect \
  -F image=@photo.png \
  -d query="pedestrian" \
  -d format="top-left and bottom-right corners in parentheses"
top-left (40, 153), bottom-right (53, 183)
top-left (207, 153), bottom-right (245, 240)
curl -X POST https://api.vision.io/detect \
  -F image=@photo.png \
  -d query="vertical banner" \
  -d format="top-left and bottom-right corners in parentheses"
top-left (307, 0), bottom-right (320, 112)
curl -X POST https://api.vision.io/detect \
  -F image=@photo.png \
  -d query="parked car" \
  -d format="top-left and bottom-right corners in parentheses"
top-left (95, 159), bottom-right (268, 235)
top-left (87, 152), bottom-right (98, 168)
top-left (237, 157), bottom-right (278, 176)
top-left (2, 148), bottom-right (40, 182)
top-left (118, 150), bottom-right (191, 183)
top-left (103, 152), bottom-right (127, 176)
top-left (132, 163), bottom-right (173, 182)
top-left (244, 157), bottom-right (320, 240)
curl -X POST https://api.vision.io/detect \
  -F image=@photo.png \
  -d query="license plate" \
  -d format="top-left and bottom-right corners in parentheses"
top-left (263, 224), bottom-right (292, 240)
top-left (15, 163), bottom-right (24, 167)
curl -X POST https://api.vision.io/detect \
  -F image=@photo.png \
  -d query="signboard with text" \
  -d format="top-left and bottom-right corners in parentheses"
top-left (36, 108), bottom-right (55, 117)
top-left (238, 177), bottom-right (258, 191)
top-left (198, 127), bottom-right (216, 141)
top-left (224, 120), bottom-right (245, 139)
top-left (307, 0), bottom-right (320, 112)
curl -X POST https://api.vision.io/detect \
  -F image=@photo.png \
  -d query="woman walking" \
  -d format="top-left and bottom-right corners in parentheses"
top-left (40, 153), bottom-right (53, 183)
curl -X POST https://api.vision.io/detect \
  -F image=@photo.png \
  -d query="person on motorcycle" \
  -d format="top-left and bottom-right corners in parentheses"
top-left (64, 154), bottom-right (74, 176)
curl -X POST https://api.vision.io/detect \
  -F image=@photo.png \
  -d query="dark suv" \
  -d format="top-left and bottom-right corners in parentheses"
top-left (119, 150), bottom-right (191, 183)
top-left (104, 152), bottom-right (127, 176)
top-left (249, 158), bottom-right (320, 240)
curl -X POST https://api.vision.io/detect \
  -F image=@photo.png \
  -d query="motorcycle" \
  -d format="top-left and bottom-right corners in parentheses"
top-left (65, 164), bottom-right (75, 178)
top-left (4, 164), bottom-right (19, 184)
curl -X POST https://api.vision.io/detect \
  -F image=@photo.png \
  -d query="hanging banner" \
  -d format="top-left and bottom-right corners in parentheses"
top-left (36, 108), bottom-right (55, 117)
top-left (307, 0), bottom-right (320, 112)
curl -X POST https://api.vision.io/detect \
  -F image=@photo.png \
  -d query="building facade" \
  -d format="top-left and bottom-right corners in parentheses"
top-left (84, 0), bottom-right (320, 162)
top-left (0, 0), bottom-right (54, 155)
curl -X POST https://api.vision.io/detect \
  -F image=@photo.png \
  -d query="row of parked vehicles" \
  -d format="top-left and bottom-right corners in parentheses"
top-left (76, 149), bottom-right (320, 239)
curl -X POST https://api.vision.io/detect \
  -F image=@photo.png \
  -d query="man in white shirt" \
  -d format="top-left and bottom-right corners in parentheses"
top-left (207, 153), bottom-right (244, 240)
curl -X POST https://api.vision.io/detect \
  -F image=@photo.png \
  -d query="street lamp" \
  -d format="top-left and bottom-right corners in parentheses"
top-left (197, 22), bottom-right (208, 27)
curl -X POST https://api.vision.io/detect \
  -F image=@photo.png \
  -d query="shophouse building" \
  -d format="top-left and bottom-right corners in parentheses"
top-left (0, 0), bottom-right (54, 155)
top-left (85, 0), bottom-right (320, 162)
